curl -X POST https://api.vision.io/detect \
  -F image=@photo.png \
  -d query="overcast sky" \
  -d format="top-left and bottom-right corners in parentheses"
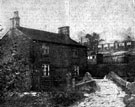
top-left (0, 0), bottom-right (135, 42)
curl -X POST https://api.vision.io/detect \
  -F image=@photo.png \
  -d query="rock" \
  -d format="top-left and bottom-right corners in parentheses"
top-left (124, 95), bottom-right (135, 107)
top-left (107, 71), bottom-right (135, 94)
top-left (75, 72), bottom-right (100, 93)
top-left (76, 80), bottom-right (100, 93)
top-left (82, 72), bottom-right (93, 82)
top-left (126, 82), bottom-right (135, 94)
top-left (107, 71), bottom-right (127, 86)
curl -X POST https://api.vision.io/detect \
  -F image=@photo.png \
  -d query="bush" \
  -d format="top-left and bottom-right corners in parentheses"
top-left (0, 69), bottom-right (6, 103)
top-left (0, 62), bottom-right (31, 104)
top-left (123, 95), bottom-right (135, 107)
top-left (51, 91), bottom-right (84, 106)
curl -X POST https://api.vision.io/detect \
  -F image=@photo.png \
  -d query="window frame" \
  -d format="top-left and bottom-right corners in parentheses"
top-left (42, 64), bottom-right (50, 77)
top-left (119, 42), bottom-right (125, 46)
top-left (42, 44), bottom-right (49, 55)
top-left (73, 49), bottom-right (78, 58)
top-left (73, 65), bottom-right (79, 76)
top-left (127, 42), bottom-right (131, 46)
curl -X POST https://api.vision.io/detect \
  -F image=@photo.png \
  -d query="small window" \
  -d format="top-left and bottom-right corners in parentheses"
top-left (104, 44), bottom-right (109, 50)
top-left (42, 44), bottom-right (49, 55)
top-left (42, 64), bottom-right (50, 76)
top-left (98, 45), bottom-right (102, 48)
top-left (127, 42), bottom-right (131, 46)
top-left (90, 56), bottom-right (93, 59)
top-left (104, 44), bottom-right (108, 48)
top-left (110, 43), bottom-right (114, 47)
top-left (73, 49), bottom-right (78, 57)
top-left (73, 65), bottom-right (79, 76)
top-left (119, 43), bottom-right (124, 46)
top-left (88, 56), bottom-right (93, 59)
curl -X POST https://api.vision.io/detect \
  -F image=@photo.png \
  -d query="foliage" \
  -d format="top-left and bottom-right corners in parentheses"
top-left (0, 59), bottom-right (31, 103)
top-left (126, 58), bottom-right (135, 81)
top-left (51, 91), bottom-right (84, 106)
top-left (1, 61), bottom-right (31, 92)
top-left (1, 92), bottom-right (52, 107)
top-left (124, 94), bottom-right (135, 107)
top-left (0, 31), bottom-right (32, 103)
top-left (0, 91), bottom-right (84, 107)
top-left (0, 66), bottom-right (7, 103)
top-left (85, 32), bottom-right (103, 53)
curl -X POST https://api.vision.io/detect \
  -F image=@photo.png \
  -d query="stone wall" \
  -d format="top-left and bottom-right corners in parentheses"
top-left (88, 63), bottom-right (135, 81)
top-left (0, 28), bottom-right (87, 91)
top-left (31, 41), bottom-right (87, 80)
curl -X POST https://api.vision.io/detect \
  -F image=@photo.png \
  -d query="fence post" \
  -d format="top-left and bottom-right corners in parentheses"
top-left (66, 72), bottom-right (71, 91)
top-left (72, 78), bottom-right (75, 91)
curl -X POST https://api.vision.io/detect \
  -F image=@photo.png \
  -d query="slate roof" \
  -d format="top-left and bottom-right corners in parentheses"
top-left (18, 27), bottom-right (84, 47)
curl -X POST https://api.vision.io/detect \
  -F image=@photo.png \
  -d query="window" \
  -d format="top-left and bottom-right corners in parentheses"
top-left (119, 43), bottom-right (124, 46)
top-left (110, 43), bottom-right (114, 47)
top-left (127, 42), bottom-right (131, 46)
top-left (42, 44), bottom-right (49, 55)
top-left (73, 65), bottom-right (79, 76)
top-left (88, 55), bottom-right (96, 60)
top-left (104, 44), bottom-right (108, 50)
top-left (42, 64), bottom-right (50, 76)
top-left (88, 56), bottom-right (93, 60)
top-left (98, 45), bottom-right (102, 49)
top-left (104, 44), bottom-right (108, 48)
top-left (73, 49), bottom-right (78, 57)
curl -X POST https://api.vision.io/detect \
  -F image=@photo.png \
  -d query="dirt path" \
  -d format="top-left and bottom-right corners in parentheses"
top-left (71, 79), bottom-right (126, 107)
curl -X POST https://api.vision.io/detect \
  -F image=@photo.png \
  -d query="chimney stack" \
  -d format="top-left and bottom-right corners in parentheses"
top-left (10, 11), bottom-right (20, 28)
top-left (58, 26), bottom-right (70, 37)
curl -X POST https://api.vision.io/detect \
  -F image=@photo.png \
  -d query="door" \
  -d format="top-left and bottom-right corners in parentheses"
top-left (31, 70), bottom-right (41, 91)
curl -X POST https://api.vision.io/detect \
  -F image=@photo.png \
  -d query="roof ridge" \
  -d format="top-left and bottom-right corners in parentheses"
top-left (17, 26), bottom-right (85, 47)
top-left (18, 26), bottom-right (58, 35)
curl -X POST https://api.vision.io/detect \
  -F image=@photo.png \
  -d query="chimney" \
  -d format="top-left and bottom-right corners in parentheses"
top-left (58, 26), bottom-right (70, 37)
top-left (10, 11), bottom-right (20, 28)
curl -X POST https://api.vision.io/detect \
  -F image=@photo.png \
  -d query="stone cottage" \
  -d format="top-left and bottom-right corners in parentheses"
top-left (0, 11), bottom-right (87, 91)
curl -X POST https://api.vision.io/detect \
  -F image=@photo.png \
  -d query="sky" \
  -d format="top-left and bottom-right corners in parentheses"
top-left (0, 0), bottom-right (135, 42)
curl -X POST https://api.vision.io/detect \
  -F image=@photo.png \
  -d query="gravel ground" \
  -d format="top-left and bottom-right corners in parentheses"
top-left (71, 79), bottom-right (126, 107)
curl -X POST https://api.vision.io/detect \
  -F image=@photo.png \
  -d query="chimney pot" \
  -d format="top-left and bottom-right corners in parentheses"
top-left (10, 11), bottom-right (20, 28)
top-left (14, 11), bottom-right (19, 17)
top-left (58, 26), bottom-right (70, 37)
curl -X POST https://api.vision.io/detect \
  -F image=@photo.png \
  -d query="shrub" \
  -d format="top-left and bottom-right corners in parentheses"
top-left (51, 91), bottom-right (84, 106)
top-left (0, 61), bottom-right (31, 104)
top-left (0, 67), bottom-right (6, 103)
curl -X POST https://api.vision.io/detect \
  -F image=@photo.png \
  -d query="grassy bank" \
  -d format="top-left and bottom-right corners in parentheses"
top-left (0, 90), bottom-right (85, 107)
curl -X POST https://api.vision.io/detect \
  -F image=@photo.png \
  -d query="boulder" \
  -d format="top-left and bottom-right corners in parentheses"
top-left (82, 72), bottom-right (93, 82)
top-left (107, 71), bottom-right (135, 94)
top-left (75, 72), bottom-right (100, 93)
top-left (126, 82), bottom-right (135, 94)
